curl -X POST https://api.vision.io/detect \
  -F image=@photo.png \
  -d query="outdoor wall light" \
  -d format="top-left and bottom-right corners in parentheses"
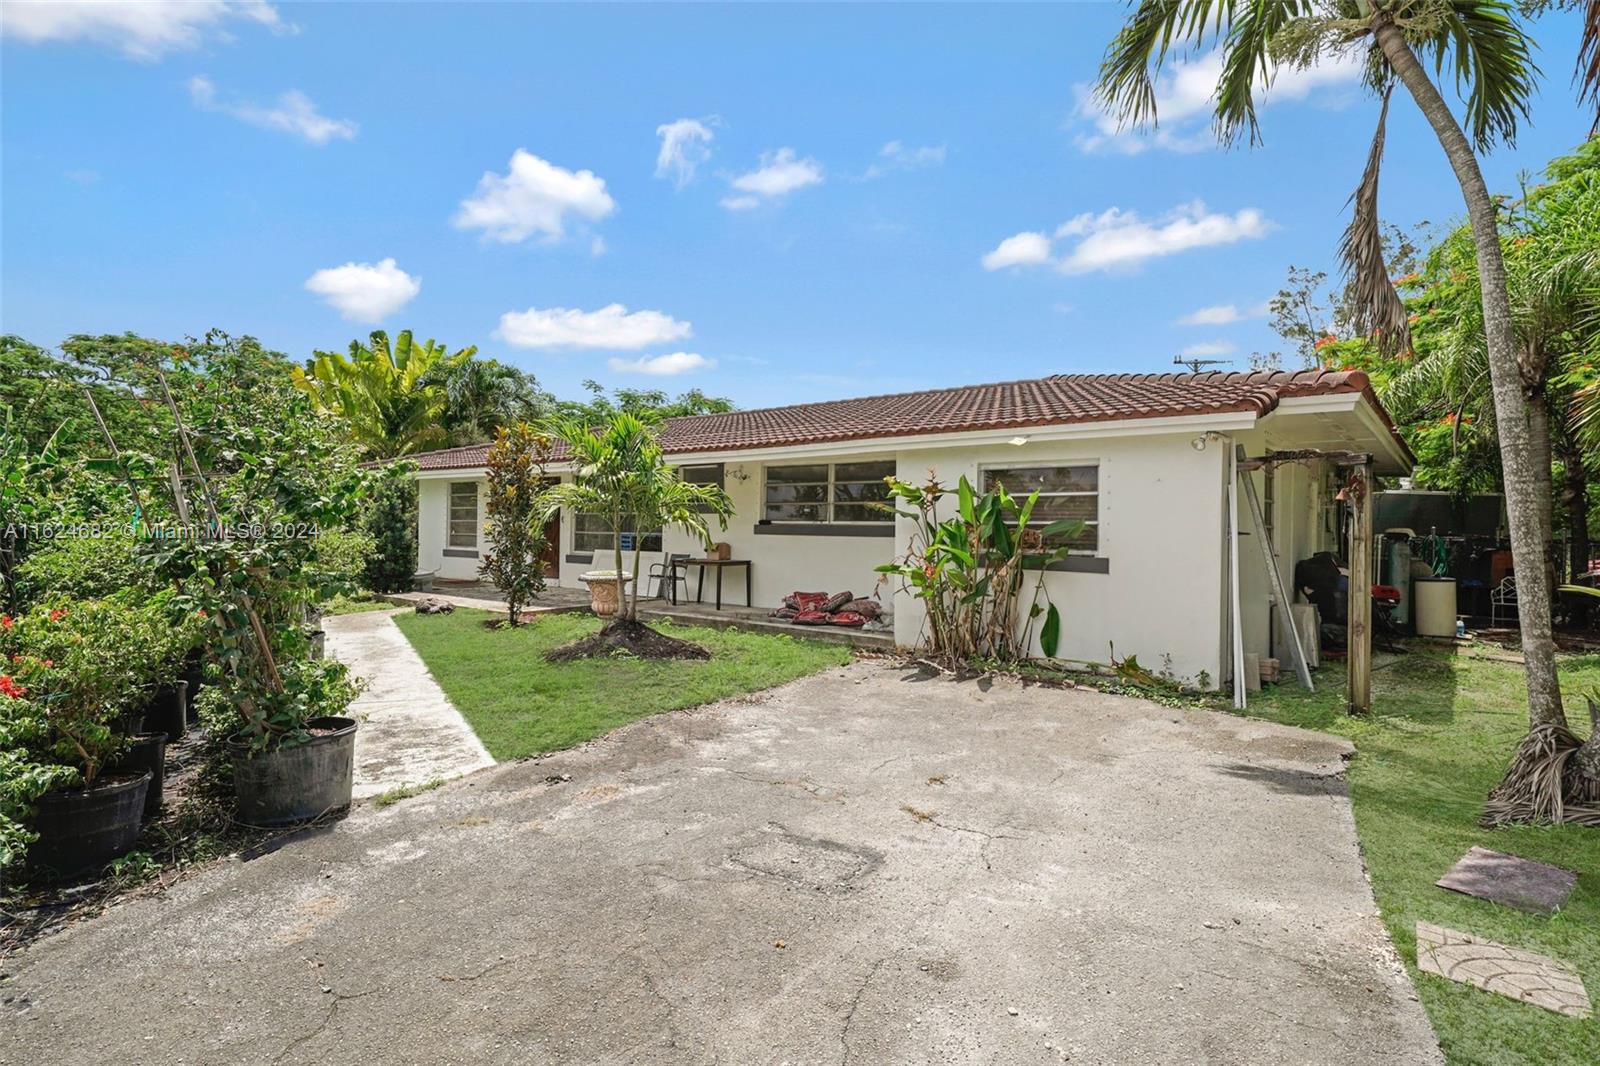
top-left (1008, 436), bottom-right (1029, 446)
top-left (1191, 436), bottom-right (1209, 451)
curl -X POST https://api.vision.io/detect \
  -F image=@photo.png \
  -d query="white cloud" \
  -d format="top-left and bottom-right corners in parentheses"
top-left (454, 149), bottom-right (616, 244)
top-left (1180, 341), bottom-right (1236, 358)
top-left (1, 0), bottom-right (287, 61)
top-left (655, 117), bottom-right (716, 188)
top-left (304, 258), bottom-right (420, 322)
top-left (188, 76), bottom-right (356, 145)
top-left (1054, 201), bottom-right (1272, 274)
top-left (495, 303), bottom-right (691, 350)
top-left (1072, 48), bottom-right (1366, 155)
top-left (607, 352), bottom-right (715, 376)
top-left (864, 140), bottom-right (946, 178)
top-left (981, 231), bottom-right (1053, 271)
top-left (1179, 304), bottom-right (1245, 326)
top-left (1177, 301), bottom-right (1271, 326)
top-left (722, 147), bottom-right (823, 209)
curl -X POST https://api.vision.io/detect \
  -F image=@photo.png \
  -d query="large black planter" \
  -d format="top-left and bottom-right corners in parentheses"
top-left (109, 733), bottom-right (168, 821)
top-left (232, 716), bottom-right (357, 827)
top-left (141, 680), bottom-right (189, 742)
top-left (29, 772), bottom-right (151, 879)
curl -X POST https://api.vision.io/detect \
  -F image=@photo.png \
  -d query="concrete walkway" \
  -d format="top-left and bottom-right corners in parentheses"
top-left (324, 610), bottom-right (494, 799)
top-left (5, 661), bottom-right (1439, 1064)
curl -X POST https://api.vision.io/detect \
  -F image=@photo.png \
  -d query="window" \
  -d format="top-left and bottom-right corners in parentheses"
top-left (447, 482), bottom-right (479, 549)
top-left (573, 513), bottom-right (663, 554)
top-left (981, 465), bottom-right (1099, 552)
top-left (678, 463), bottom-right (724, 512)
top-left (764, 461), bottom-right (894, 524)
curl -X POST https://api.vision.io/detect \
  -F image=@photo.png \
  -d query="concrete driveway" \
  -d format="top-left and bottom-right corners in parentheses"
top-left (3, 662), bottom-right (1439, 1065)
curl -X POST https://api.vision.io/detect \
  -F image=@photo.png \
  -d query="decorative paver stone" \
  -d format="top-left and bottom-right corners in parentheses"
top-left (1435, 846), bottom-right (1578, 915)
top-left (1415, 922), bottom-right (1592, 1018)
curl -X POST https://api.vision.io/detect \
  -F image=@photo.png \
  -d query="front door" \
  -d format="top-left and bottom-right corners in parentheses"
top-left (539, 478), bottom-right (561, 578)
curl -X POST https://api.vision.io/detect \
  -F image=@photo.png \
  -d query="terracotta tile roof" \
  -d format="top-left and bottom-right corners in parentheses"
top-left (408, 368), bottom-right (1388, 471)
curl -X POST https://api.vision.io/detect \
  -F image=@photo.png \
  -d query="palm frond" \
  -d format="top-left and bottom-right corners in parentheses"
top-left (1414, 0), bottom-right (1539, 150)
top-left (1340, 88), bottom-right (1413, 355)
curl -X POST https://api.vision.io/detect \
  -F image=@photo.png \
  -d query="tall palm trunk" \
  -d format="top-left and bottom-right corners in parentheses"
top-left (1563, 452), bottom-right (1590, 586)
top-left (613, 505), bottom-right (628, 623)
top-left (1372, 15), bottom-right (1565, 729)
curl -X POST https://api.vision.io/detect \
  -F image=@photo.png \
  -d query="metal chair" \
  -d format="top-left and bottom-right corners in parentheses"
top-left (648, 553), bottom-right (691, 600)
top-left (1490, 575), bottom-right (1518, 628)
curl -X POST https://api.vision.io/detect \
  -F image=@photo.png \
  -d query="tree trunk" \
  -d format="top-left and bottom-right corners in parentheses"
top-left (1373, 16), bottom-right (1566, 729)
top-left (1564, 455), bottom-right (1590, 586)
top-left (613, 507), bottom-right (628, 623)
top-left (1528, 390), bottom-right (1559, 601)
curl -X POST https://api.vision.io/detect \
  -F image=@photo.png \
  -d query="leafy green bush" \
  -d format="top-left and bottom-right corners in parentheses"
top-left (13, 532), bottom-right (158, 606)
top-left (313, 528), bottom-right (376, 591)
top-left (479, 425), bottom-right (553, 624)
top-left (362, 463), bottom-right (417, 594)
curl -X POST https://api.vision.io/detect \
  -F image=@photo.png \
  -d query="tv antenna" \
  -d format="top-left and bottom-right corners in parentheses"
top-left (1173, 354), bottom-right (1232, 374)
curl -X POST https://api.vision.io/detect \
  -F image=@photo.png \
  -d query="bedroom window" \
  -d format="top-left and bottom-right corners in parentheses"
top-left (980, 465), bottom-right (1099, 552)
top-left (447, 482), bottom-right (479, 549)
top-left (764, 461), bottom-right (894, 523)
top-left (573, 513), bottom-right (664, 554)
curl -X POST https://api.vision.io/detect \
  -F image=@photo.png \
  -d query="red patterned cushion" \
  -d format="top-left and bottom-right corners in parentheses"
top-left (821, 591), bottom-right (854, 614)
top-left (826, 612), bottom-right (866, 627)
top-left (791, 610), bottom-right (830, 625)
top-left (792, 591), bottom-right (830, 611)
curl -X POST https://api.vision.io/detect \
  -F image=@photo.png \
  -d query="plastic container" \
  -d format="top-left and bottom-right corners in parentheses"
top-left (1413, 577), bottom-right (1458, 637)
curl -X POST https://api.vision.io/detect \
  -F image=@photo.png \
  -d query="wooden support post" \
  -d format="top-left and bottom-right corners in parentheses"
top-left (1347, 461), bottom-right (1374, 715)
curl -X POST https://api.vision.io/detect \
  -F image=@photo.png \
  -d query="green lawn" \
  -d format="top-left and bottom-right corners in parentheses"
top-left (392, 608), bottom-right (851, 760)
top-left (1239, 647), bottom-right (1600, 1066)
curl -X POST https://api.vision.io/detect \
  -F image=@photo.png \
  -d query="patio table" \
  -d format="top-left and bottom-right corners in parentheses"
top-left (669, 558), bottom-right (752, 611)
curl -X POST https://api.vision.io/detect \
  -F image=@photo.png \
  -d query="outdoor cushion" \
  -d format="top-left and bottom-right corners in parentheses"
top-left (827, 612), bottom-right (866, 627)
top-left (791, 610), bottom-right (830, 625)
top-left (821, 591), bottom-right (854, 614)
top-left (844, 598), bottom-right (881, 620)
top-left (791, 592), bottom-right (830, 611)
top-left (769, 607), bottom-right (798, 620)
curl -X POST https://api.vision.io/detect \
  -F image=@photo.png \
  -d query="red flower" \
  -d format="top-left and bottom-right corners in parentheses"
top-left (0, 615), bottom-right (11, 629)
top-left (0, 675), bottom-right (26, 699)
top-left (49, 608), bottom-right (66, 622)
top-left (196, 609), bottom-right (208, 620)
top-left (1314, 335), bottom-right (1338, 350)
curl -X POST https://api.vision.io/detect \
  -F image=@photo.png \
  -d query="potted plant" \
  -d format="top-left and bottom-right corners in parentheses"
top-left (578, 570), bottom-right (631, 617)
top-left (142, 333), bottom-right (371, 826)
top-left (0, 601), bottom-right (154, 879)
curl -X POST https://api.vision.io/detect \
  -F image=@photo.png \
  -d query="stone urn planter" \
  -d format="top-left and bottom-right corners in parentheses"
top-left (579, 571), bottom-right (632, 618)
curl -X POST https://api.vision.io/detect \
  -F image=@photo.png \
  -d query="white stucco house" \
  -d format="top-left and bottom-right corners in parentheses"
top-left (406, 369), bottom-right (1412, 690)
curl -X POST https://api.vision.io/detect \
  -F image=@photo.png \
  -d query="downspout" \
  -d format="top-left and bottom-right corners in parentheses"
top-left (1227, 438), bottom-right (1246, 709)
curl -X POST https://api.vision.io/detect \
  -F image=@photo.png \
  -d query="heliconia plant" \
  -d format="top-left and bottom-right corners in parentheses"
top-left (875, 474), bottom-right (1083, 671)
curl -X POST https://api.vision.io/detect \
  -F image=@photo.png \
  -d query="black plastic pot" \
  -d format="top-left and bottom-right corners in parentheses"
top-left (141, 680), bottom-right (189, 742)
top-left (232, 716), bottom-right (357, 827)
top-left (109, 733), bottom-right (167, 820)
top-left (28, 772), bottom-right (151, 879)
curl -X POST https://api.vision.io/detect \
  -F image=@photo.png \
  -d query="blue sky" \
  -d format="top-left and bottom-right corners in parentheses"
top-left (2, 2), bottom-right (1592, 408)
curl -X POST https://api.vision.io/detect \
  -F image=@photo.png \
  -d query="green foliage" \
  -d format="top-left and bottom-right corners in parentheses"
top-left (292, 330), bottom-right (475, 458)
top-left (479, 424), bottom-right (554, 625)
top-left (13, 532), bottom-right (159, 607)
top-left (554, 380), bottom-right (735, 427)
top-left (432, 358), bottom-right (549, 445)
top-left (361, 463), bottom-right (417, 594)
top-left (140, 334), bottom-right (368, 754)
top-left (539, 412), bottom-right (733, 621)
top-left (875, 474), bottom-right (1081, 669)
top-left (311, 527), bottom-right (376, 591)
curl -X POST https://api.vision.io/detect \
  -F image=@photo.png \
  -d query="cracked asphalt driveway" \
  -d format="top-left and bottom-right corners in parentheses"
top-left (3, 661), bottom-right (1440, 1065)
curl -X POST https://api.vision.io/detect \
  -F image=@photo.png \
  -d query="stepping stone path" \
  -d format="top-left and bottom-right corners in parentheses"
top-left (1435, 846), bottom-right (1578, 915)
top-left (1415, 921), bottom-right (1592, 1018)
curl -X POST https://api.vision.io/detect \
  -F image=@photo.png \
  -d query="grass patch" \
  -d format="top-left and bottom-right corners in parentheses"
top-left (392, 608), bottom-right (851, 760)
top-left (1239, 647), bottom-right (1600, 1066)
top-left (371, 777), bottom-right (446, 809)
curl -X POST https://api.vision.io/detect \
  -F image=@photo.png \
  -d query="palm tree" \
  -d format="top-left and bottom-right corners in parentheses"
top-left (1097, 1), bottom-right (1565, 735)
top-left (429, 357), bottom-right (548, 445)
top-left (539, 412), bottom-right (731, 626)
top-left (291, 330), bottom-right (474, 458)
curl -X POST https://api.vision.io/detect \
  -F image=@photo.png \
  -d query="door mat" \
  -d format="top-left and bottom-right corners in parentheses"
top-left (1416, 922), bottom-right (1591, 1018)
top-left (1435, 846), bottom-right (1578, 915)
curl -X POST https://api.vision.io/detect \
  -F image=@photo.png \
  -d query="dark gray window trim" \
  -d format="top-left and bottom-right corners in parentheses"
top-left (564, 552), bottom-right (594, 564)
top-left (1023, 556), bottom-right (1109, 575)
top-left (443, 548), bottom-right (479, 559)
top-left (754, 522), bottom-right (894, 538)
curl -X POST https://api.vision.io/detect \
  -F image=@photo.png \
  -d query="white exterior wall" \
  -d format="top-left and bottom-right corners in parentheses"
top-left (890, 433), bottom-right (1229, 688)
top-left (418, 476), bottom-right (489, 583)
